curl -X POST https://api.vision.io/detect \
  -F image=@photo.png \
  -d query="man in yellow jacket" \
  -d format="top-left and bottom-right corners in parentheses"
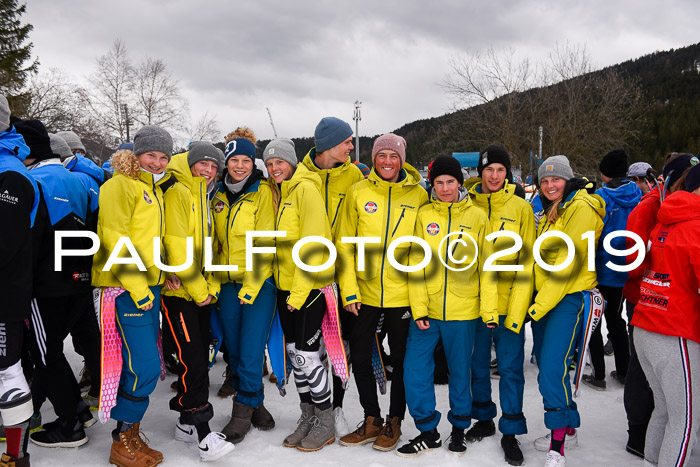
top-left (301, 117), bottom-right (364, 435)
top-left (161, 143), bottom-right (234, 461)
top-left (336, 133), bottom-right (428, 452)
top-left (398, 155), bottom-right (498, 458)
top-left (463, 145), bottom-right (535, 466)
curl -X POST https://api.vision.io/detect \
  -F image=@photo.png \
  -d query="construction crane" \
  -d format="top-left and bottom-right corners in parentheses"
top-left (266, 107), bottom-right (278, 138)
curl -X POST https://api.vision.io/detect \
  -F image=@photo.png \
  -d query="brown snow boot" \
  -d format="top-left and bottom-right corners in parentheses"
top-left (338, 415), bottom-right (383, 446)
top-left (109, 424), bottom-right (162, 467)
top-left (0, 453), bottom-right (30, 467)
top-left (222, 401), bottom-right (254, 444)
top-left (297, 406), bottom-right (335, 452)
top-left (373, 415), bottom-right (401, 451)
top-left (283, 403), bottom-right (315, 448)
top-left (217, 367), bottom-right (236, 398)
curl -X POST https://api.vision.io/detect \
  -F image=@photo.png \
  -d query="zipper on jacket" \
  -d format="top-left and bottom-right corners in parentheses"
top-left (391, 208), bottom-right (406, 237)
top-left (225, 202), bottom-right (244, 281)
top-left (154, 180), bottom-right (164, 285)
top-left (325, 174), bottom-right (330, 215)
top-left (379, 187), bottom-right (392, 307)
top-left (275, 205), bottom-right (287, 286)
top-left (199, 182), bottom-right (206, 273)
top-left (487, 195), bottom-right (492, 220)
top-left (443, 206), bottom-right (452, 320)
top-left (331, 198), bottom-right (343, 230)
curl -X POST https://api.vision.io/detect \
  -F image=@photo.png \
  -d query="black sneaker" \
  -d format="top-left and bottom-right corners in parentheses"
top-left (611, 370), bottom-right (626, 385)
top-left (582, 374), bottom-right (607, 391)
top-left (465, 420), bottom-right (495, 442)
top-left (447, 427), bottom-right (467, 455)
top-left (501, 434), bottom-right (524, 466)
top-left (395, 430), bottom-right (441, 458)
top-left (29, 419), bottom-right (88, 448)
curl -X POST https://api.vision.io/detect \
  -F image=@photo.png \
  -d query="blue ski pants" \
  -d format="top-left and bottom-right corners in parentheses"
top-left (404, 318), bottom-right (476, 432)
top-left (111, 286), bottom-right (162, 424)
top-left (216, 280), bottom-right (276, 408)
top-left (472, 315), bottom-right (527, 435)
top-left (532, 292), bottom-right (583, 430)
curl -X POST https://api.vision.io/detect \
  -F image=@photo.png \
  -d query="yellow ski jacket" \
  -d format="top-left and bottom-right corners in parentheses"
top-left (529, 188), bottom-right (605, 321)
top-left (336, 164), bottom-right (429, 308)
top-left (301, 148), bottom-right (364, 239)
top-left (274, 163), bottom-right (334, 310)
top-left (92, 150), bottom-right (171, 308)
top-left (465, 178), bottom-right (536, 333)
top-left (210, 170), bottom-right (276, 305)
top-left (408, 192), bottom-right (498, 324)
top-left (161, 152), bottom-right (219, 303)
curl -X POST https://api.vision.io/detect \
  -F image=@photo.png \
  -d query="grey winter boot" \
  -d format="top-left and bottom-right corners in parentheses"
top-left (297, 406), bottom-right (336, 452)
top-left (283, 403), bottom-right (315, 448)
top-left (222, 401), bottom-right (254, 444)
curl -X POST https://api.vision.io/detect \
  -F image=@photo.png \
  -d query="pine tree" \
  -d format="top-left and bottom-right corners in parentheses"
top-left (0, 0), bottom-right (38, 110)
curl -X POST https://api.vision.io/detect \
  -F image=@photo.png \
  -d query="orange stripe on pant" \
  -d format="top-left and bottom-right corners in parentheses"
top-left (162, 298), bottom-right (189, 403)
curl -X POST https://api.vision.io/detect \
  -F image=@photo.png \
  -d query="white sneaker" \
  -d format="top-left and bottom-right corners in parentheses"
top-left (199, 432), bottom-right (235, 462)
top-left (175, 420), bottom-right (198, 444)
top-left (545, 450), bottom-right (566, 467)
top-left (333, 407), bottom-right (350, 438)
top-left (534, 431), bottom-right (578, 451)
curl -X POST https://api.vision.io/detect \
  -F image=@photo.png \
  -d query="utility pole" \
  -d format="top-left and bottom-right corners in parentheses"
top-left (266, 107), bottom-right (278, 138)
top-left (122, 103), bottom-right (131, 142)
top-left (353, 101), bottom-right (362, 162)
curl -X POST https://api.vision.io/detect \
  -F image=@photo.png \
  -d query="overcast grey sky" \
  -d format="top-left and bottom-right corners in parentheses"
top-left (24, 0), bottom-right (700, 142)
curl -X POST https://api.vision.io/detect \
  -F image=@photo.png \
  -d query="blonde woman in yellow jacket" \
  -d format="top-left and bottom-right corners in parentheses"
top-left (160, 143), bottom-right (234, 461)
top-left (91, 125), bottom-right (173, 465)
top-left (397, 155), bottom-right (497, 457)
top-left (462, 145), bottom-right (535, 464)
top-left (529, 156), bottom-right (605, 467)
top-left (264, 138), bottom-right (336, 452)
top-left (336, 133), bottom-right (428, 451)
top-left (209, 130), bottom-right (277, 445)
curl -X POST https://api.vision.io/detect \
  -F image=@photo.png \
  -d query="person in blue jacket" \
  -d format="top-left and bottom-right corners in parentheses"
top-left (47, 133), bottom-right (104, 410)
top-left (0, 95), bottom-right (39, 466)
top-left (14, 119), bottom-right (96, 448)
top-left (583, 149), bottom-right (642, 390)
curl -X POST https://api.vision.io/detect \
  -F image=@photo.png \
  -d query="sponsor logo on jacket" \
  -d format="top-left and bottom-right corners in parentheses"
top-left (0, 190), bottom-right (18, 205)
top-left (214, 201), bottom-right (225, 213)
top-left (143, 191), bottom-right (152, 204)
top-left (364, 201), bottom-right (378, 213)
top-left (427, 223), bottom-right (440, 235)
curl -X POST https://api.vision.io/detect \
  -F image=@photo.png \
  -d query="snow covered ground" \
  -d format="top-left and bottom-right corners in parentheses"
top-left (21, 322), bottom-right (699, 466)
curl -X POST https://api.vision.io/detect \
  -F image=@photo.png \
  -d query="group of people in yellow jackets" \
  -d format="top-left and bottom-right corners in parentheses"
top-left (91, 116), bottom-right (606, 467)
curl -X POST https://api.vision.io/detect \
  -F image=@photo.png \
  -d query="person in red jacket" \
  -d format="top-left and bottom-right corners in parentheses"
top-left (630, 160), bottom-right (700, 467)
top-left (622, 154), bottom-right (695, 457)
